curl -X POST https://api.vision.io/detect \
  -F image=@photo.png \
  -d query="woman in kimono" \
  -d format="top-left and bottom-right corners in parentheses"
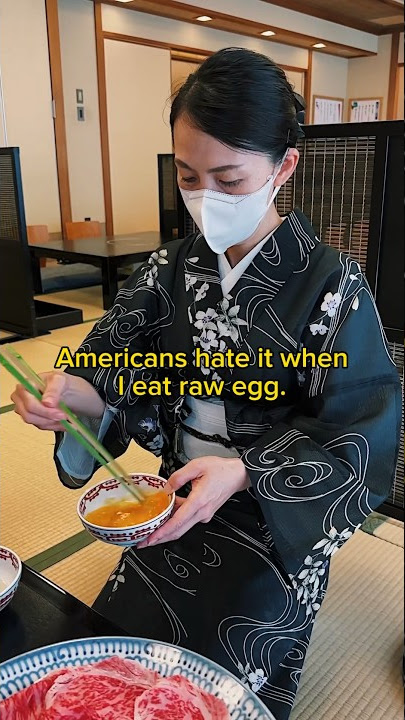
top-left (12, 48), bottom-right (401, 719)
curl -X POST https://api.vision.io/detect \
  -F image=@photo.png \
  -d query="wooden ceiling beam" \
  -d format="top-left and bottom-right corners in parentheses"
top-left (378, 0), bottom-right (404, 9)
top-left (378, 23), bottom-right (405, 34)
top-left (101, 0), bottom-right (376, 58)
top-left (258, 0), bottom-right (403, 36)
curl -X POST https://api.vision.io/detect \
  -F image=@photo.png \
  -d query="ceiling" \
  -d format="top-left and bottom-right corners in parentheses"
top-left (259, 0), bottom-right (404, 35)
top-left (102, 0), bottom-right (379, 57)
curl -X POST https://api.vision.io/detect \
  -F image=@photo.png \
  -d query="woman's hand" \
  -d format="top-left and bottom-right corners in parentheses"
top-left (137, 456), bottom-right (251, 548)
top-left (11, 371), bottom-right (105, 430)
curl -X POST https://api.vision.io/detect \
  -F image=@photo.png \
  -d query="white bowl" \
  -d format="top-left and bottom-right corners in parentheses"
top-left (77, 473), bottom-right (175, 547)
top-left (0, 546), bottom-right (22, 611)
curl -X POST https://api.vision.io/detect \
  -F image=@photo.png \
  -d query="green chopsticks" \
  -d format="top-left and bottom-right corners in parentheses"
top-left (0, 344), bottom-right (145, 503)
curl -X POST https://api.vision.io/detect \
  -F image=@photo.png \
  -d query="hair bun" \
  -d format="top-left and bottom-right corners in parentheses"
top-left (171, 47), bottom-right (305, 163)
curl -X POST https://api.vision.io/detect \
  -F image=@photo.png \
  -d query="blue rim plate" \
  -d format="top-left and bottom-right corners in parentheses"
top-left (0, 636), bottom-right (274, 719)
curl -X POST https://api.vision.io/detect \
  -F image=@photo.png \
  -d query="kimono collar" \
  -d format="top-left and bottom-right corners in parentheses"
top-left (185, 209), bottom-right (319, 304)
top-left (183, 210), bottom-right (320, 378)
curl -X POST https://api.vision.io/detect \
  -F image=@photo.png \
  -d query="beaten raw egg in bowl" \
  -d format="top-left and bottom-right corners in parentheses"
top-left (77, 473), bottom-right (175, 547)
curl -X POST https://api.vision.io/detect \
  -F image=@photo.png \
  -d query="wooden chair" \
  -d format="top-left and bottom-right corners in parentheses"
top-left (27, 225), bottom-right (49, 268)
top-left (65, 221), bottom-right (101, 241)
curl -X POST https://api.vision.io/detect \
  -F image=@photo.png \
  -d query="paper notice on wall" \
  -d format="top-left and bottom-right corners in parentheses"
top-left (313, 97), bottom-right (344, 124)
top-left (349, 99), bottom-right (381, 122)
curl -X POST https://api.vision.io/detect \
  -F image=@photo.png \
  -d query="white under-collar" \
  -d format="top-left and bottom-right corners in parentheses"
top-left (218, 231), bottom-right (272, 296)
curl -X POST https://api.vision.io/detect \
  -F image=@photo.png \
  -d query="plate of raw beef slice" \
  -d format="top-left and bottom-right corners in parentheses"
top-left (0, 636), bottom-right (274, 719)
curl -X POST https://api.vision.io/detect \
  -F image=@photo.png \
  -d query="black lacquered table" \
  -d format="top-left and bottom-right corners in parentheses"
top-left (0, 564), bottom-right (127, 663)
top-left (29, 231), bottom-right (163, 310)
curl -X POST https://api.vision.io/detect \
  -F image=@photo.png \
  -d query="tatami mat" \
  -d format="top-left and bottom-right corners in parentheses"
top-left (39, 321), bottom-right (99, 351)
top-left (374, 520), bottom-right (404, 548)
top-left (43, 540), bottom-right (122, 607)
top-left (35, 285), bottom-right (104, 322)
top-left (0, 411), bottom-right (160, 560)
top-left (290, 529), bottom-right (404, 720)
top-left (0, 413), bottom-right (86, 557)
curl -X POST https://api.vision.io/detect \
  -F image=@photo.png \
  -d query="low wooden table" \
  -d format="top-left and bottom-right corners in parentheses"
top-left (0, 565), bottom-right (126, 663)
top-left (29, 232), bottom-right (163, 310)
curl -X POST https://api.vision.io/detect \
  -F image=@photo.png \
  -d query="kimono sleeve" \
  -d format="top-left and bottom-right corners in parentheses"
top-left (53, 248), bottom-right (173, 488)
top-left (242, 272), bottom-right (402, 582)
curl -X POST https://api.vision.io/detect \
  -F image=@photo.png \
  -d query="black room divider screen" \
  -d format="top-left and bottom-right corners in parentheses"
top-left (0, 147), bottom-right (37, 336)
top-left (0, 147), bottom-right (82, 340)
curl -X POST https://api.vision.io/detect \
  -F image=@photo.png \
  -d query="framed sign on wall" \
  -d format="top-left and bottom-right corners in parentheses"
top-left (349, 98), bottom-right (383, 122)
top-left (312, 96), bottom-right (344, 124)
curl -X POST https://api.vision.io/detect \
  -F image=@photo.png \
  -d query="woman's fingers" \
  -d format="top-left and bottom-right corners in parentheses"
top-left (173, 496), bottom-right (187, 511)
top-left (137, 494), bottom-right (204, 548)
top-left (11, 371), bottom-right (68, 429)
top-left (13, 386), bottom-right (64, 420)
top-left (137, 457), bottom-right (247, 549)
top-left (137, 497), bottom-right (186, 548)
top-left (41, 372), bottom-right (67, 409)
top-left (12, 385), bottom-right (66, 428)
top-left (165, 459), bottom-right (204, 494)
top-left (15, 406), bottom-right (65, 432)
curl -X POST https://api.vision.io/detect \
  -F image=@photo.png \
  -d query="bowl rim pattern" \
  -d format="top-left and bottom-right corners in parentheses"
top-left (77, 473), bottom-right (175, 532)
top-left (0, 546), bottom-right (22, 598)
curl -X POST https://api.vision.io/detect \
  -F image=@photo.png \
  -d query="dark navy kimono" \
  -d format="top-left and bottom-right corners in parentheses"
top-left (55, 210), bottom-right (401, 719)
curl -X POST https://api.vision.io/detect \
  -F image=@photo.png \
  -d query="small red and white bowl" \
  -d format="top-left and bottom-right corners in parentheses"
top-left (77, 473), bottom-right (175, 547)
top-left (0, 546), bottom-right (22, 611)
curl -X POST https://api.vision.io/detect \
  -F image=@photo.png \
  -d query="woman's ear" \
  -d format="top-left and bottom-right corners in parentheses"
top-left (275, 149), bottom-right (300, 187)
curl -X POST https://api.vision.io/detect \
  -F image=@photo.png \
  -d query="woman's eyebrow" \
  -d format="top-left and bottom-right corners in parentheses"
top-left (174, 158), bottom-right (244, 173)
top-left (208, 164), bottom-right (244, 173)
top-left (174, 158), bottom-right (193, 170)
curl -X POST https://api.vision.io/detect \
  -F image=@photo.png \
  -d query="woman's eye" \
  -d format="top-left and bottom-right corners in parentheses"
top-left (219, 179), bottom-right (243, 188)
top-left (181, 176), bottom-right (197, 184)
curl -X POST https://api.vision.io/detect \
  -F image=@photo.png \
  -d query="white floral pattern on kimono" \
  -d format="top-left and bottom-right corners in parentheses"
top-left (145, 248), bottom-right (168, 286)
top-left (289, 526), bottom-right (362, 616)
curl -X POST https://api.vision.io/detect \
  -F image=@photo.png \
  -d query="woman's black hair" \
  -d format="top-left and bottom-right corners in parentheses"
top-left (170, 47), bottom-right (305, 164)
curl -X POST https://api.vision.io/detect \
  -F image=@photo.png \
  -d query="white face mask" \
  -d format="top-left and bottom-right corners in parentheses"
top-left (180, 154), bottom-right (287, 254)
